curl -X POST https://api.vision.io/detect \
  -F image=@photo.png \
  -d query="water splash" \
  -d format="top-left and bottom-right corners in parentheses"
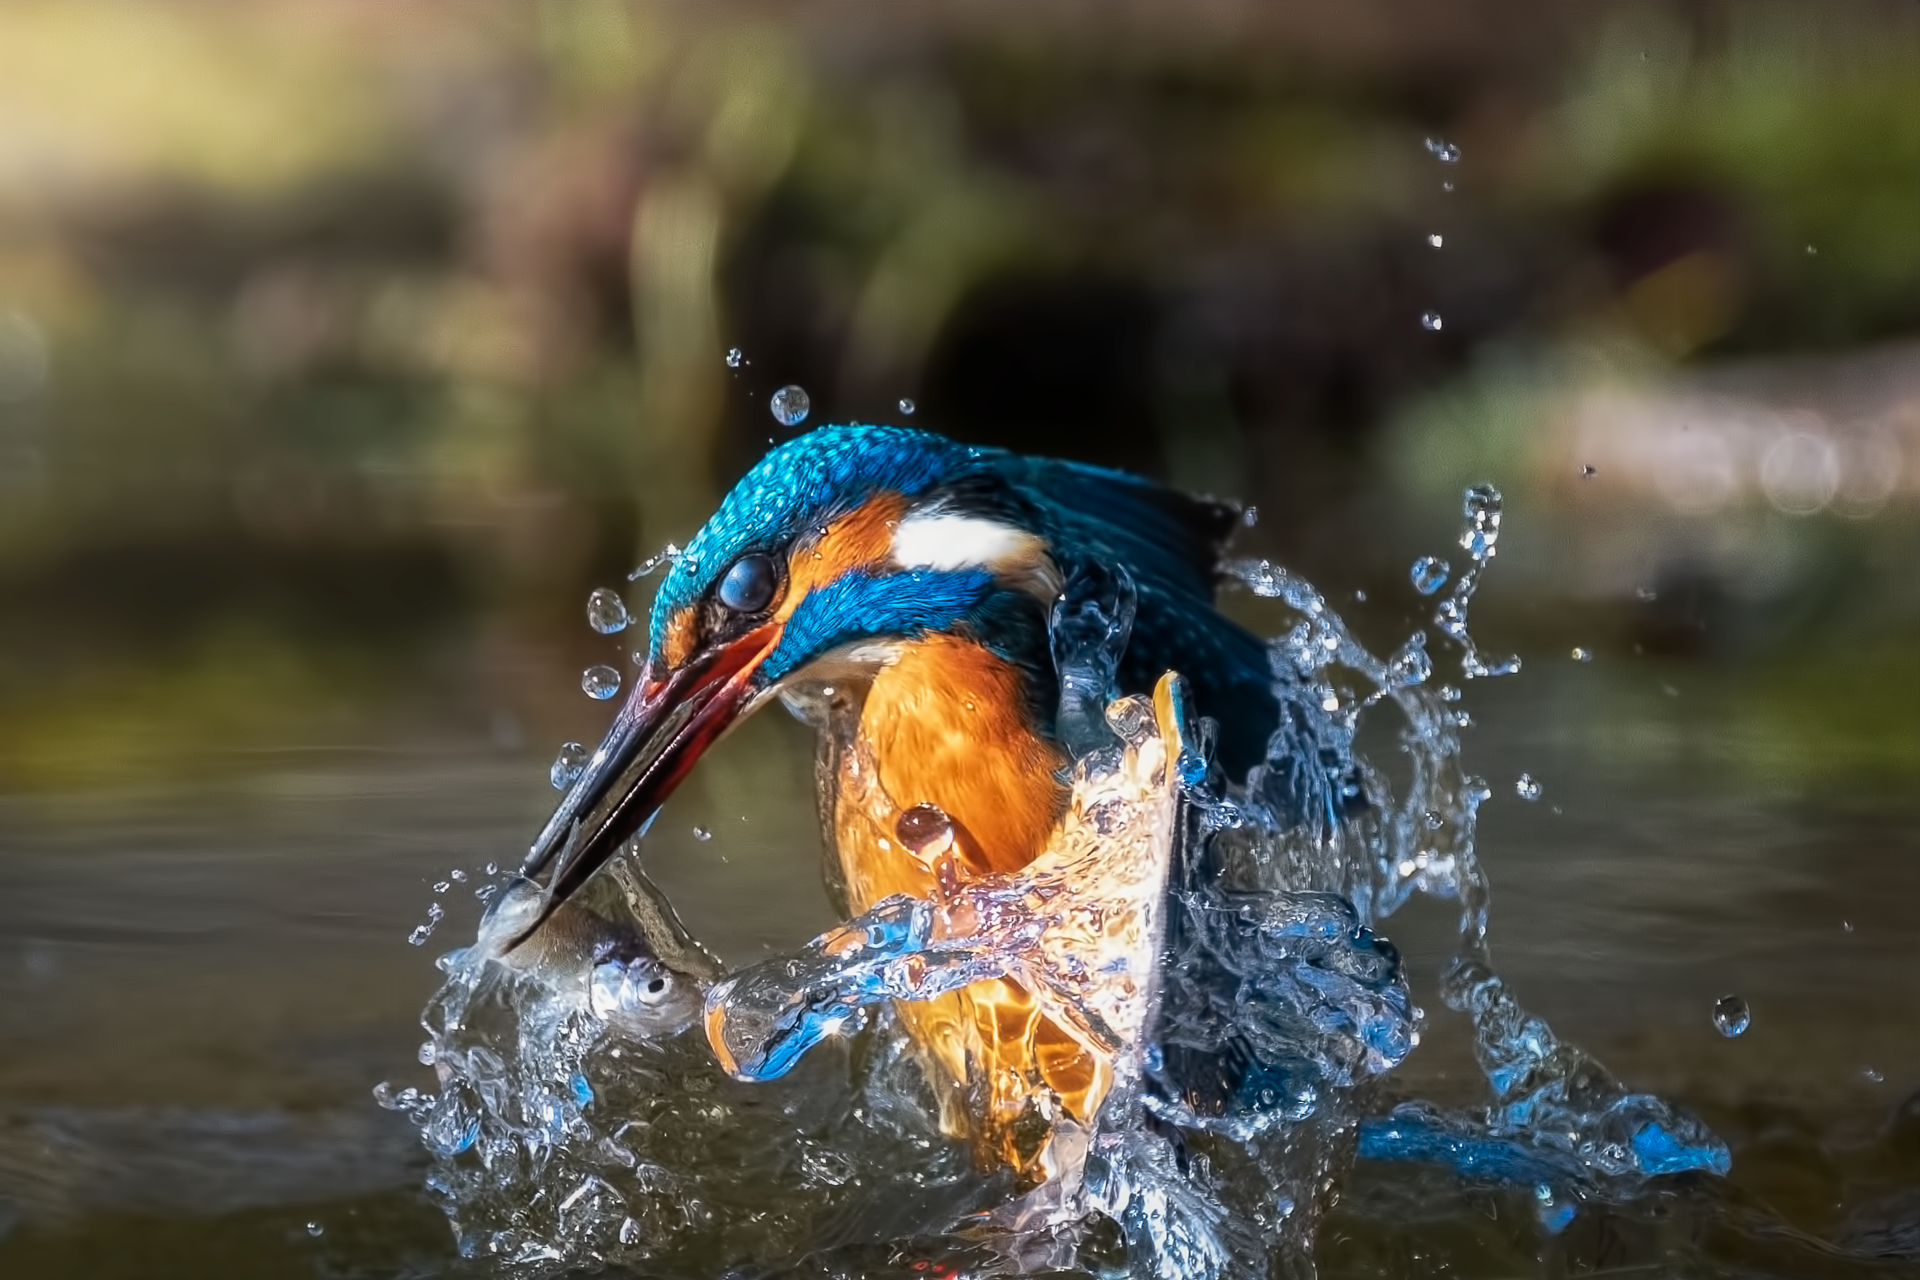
top-left (382, 863), bottom-right (982, 1272)
top-left (1433, 485), bottom-right (1521, 680)
top-left (626, 542), bottom-right (680, 582)
top-left (389, 482), bottom-right (1726, 1275)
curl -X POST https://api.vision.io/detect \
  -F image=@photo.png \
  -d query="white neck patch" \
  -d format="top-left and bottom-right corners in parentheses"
top-left (891, 513), bottom-right (1039, 573)
top-left (890, 511), bottom-right (1060, 601)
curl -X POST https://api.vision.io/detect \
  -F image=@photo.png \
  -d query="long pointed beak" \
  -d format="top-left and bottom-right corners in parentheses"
top-left (504, 624), bottom-right (779, 947)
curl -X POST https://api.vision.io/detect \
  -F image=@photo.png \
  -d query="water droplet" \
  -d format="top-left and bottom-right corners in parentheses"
top-left (724, 347), bottom-right (745, 368)
top-left (770, 384), bottom-right (811, 427)
top-left (587, 588), bottom-right (631, 635)
top-left (897, 397), bottom-right (915, 415)
top-left (1420, 311), bottom-right (1444, 331)
top-left (1713, 995), bottom-right (1751, 1038)
top-left (1441, 180), bottom-right (1455, 192)
top-left (306, 1222), bottom-right (324, 1238)
top-left (1863, 1066), bottom-right (1884, 1083)
top-left (1571, 647), bottom-right (1592, 662)
top-left (1635, 586), bottom-right (1658, 602)
top-left (449, 868), bottom-right (467, 882)
top-left (1515, 773), bottom-right (1543, 802)
top-left (1242, 505), bottom-right (1259, 527)
top-left (1843, 920), bottom-right (1854, 933)
top-left (1805, 244), bottom-right (1818, 256)
top-left (1424, 137), bottom-right (1462, 163)
top-left (692, 826), bottom-right (712, 842)
top-left (1410, 556), bottom-right (1450, 595)
top-left (1580, 464), bottom-right (1597, 478)
top-left (582, 665), bottom-right (621, 700)
top-left (433, 880), bottom-right (451, 894)
top-left (1427, 232), bottom-right (1444, 248)
top-left (484, 861), bottom-right (498, 876)
top-left (418, 1041), bottom-right (437, 1066)
top-left (550, 741), bottom-right (590, 790)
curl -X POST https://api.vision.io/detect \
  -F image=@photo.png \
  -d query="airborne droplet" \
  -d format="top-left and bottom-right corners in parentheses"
top-left (725, 347), bottom-right (745, 368)
top-left (1713, 995), bottom-right (1751, 1038)
top-left (897, 397), bottom-right (915, 416)
top-left (1515, 773), bottom-right (1542, 802)
top-left (1410, 556), bottom-right (1450, 595)
top-left (586, 588), bottom-right (631, 635)
top-left (582, 665), bottom-right (621, 700)
top-left (1420, 311), bottom-right (1444, 331)
top-left (771, 385), bottom-right (811, 428)
top-left (692, 826), bottom-right (712, 842)
top-left (1424, 137), bottom-right (1462, 163)
top-left (550, 741), bottom-right (590, 791)
top-left (1427, 233), bottom-right (1444, 248)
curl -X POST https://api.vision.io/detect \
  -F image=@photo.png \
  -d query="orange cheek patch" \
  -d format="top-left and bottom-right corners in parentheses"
top-left (778, 492), bottom-right (907, 618)
top-left (660, 606), bottom-right (698, 670)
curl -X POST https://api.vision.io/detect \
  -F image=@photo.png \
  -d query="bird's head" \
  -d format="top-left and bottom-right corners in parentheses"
top-left (512, 424), bottom-right (1065, 936)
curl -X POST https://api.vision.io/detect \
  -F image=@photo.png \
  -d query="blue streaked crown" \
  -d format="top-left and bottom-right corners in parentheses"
top-left (645, 425), bottom-right (979, 656)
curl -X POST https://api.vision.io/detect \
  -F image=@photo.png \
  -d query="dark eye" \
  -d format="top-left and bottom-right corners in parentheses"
top-left (716, 553), bottom-right (778, 613)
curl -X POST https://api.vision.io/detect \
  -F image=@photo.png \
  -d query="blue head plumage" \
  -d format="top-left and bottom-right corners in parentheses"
top-left (645, 425), bottom-right (978, 661)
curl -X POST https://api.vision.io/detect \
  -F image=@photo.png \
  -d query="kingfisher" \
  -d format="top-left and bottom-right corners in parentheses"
top-left (512, 423), bottom-right (1329, 1181)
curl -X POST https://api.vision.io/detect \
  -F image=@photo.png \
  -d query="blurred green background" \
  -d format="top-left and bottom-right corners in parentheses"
top-left (0, 0), bottom-right (1914, 798)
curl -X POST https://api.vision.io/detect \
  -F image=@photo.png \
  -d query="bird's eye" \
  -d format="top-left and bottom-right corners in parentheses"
top-left (716, 553), bottom-right (778, 612)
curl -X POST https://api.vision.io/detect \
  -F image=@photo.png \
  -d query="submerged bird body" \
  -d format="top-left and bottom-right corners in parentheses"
top-left (519, 425), bottom-right (1316, 1180)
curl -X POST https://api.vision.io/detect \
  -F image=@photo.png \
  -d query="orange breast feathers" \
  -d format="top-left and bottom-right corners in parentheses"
top-left (830, 633), bottom-right (1096, 1177)
top-left (852, 633), bottom-right (1065, 886)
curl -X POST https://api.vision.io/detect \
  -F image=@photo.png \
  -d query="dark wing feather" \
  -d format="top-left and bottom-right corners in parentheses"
top-left (1011, 457), bottom-right (1240, 604)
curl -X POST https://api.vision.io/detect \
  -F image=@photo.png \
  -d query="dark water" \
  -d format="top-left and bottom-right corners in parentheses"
top-left (1, 659), bottom-right (1916, 1278)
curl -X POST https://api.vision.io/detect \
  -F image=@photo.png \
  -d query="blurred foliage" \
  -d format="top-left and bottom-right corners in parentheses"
top-left (0, 0), bottom-right (1914, 792)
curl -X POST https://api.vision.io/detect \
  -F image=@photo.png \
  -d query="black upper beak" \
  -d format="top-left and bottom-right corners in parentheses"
top-left (503, 625), bottom-right (777, 948)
